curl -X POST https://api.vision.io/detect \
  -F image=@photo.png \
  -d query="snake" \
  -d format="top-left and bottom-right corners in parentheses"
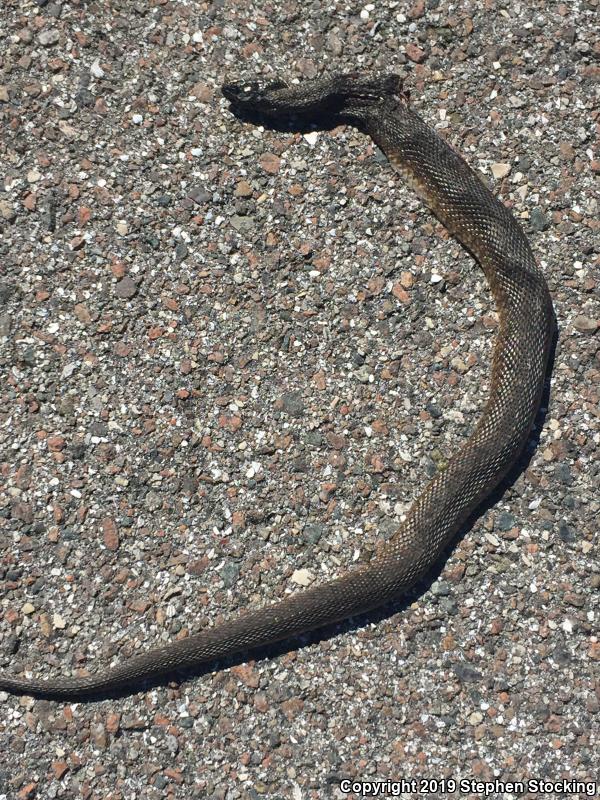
top-left (0, 72), bottom-right (554, 699)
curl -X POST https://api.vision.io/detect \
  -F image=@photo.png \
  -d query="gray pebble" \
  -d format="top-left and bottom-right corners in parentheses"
top-left (38, 28), bottom-right (60, 46)
top-left (530, 208), bottom-right (550, 231)
top-left (115, 275), bottom-right (139, 299)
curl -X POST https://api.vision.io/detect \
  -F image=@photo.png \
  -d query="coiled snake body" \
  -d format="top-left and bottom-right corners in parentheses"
top-left (0, 73), bottom-right (553, 699)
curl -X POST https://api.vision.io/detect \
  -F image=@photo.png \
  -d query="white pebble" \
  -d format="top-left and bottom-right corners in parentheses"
top-left (291, 569), bottom-right (314, 586)
top-left (90, 58), bottom-right (105, 78)
top-left (491, 163), bottom-right (511, 179)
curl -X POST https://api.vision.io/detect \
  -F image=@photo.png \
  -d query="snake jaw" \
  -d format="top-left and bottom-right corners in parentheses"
top-left (221, 81), bottom-right (260, 105)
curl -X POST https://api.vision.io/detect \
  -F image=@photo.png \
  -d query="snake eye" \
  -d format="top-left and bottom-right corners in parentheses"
top-left (263, 79), bottom-right (289, 92)
top-left (222, 81), bottom-right (260, 105)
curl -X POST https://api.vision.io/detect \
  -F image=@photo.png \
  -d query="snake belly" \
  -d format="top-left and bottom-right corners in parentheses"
top-left (0, 73), bottom-right (554, 699)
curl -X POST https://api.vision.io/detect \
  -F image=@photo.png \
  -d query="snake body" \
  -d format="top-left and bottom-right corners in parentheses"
top-left (0, 73), bottom-right (553, 699)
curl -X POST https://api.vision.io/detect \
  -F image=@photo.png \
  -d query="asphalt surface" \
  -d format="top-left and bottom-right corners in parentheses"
top-left (0, 1), bottom-right (598, 798)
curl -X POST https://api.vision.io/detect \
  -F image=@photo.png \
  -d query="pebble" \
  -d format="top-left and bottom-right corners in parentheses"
top-left (291, 569), bottom-right (314, 586)
top-left (453, 663), bottom-right (483, 683)
top-left (51, 762), bottom-right (69, 780)
top-left (468, 711), bottom-right (484, 725)
top-left (496, 511), bottom-right (515, 531)
top-left (259, 153), bottom-right (281, 175)
top-left (230, 214), bottom-right (254, 233)
top-left (558, 522), bottom-right (576, 542)
top-left (115, 275), bottom-right (138, 298)
top-left (90, 58), bottom-right (104, 78)
top-left (303, 131), bottom-right (319, 146)
top-left (190, 81), bottom-right (213, 103)
top-left (530, 208), bottom-right (550, 231)
top-left (491, 162), bottom-right (511, 179)
top-left (0, 200), bottom-right (16, 221)
top-left (555, 464), bottom-right (573, 485)
top-left (38, 29), bottom-right (60, 46)
top-left (0, 313), bottom-right (11, 337)
top-left (234, 180), bottom-right (253, 198)
top-left (219, 561), bottom-right (240, 588)
top-left (90, 723), bottom-right (108, 749)
top-left (404, 43), bottom-right (427, 62)
top-left (101, 516), bottom-right (120, 551)
top-left (303, 524), bottom-right (324, 545)
top-left (572, 315), bottom-right (598, 333)
top-left (280, 392), bottom-right (305, 417)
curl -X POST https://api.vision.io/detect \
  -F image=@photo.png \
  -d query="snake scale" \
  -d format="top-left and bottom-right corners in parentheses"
top-left (0, 73), bottom-right (554, 699)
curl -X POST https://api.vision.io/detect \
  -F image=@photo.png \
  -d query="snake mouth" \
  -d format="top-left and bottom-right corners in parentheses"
top-left (221, 82), bottom-right (251, 105)
top-left (221, 79), bottom-right (289, 110)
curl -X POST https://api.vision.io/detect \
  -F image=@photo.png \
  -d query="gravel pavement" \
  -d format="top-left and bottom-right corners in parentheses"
top-left (0, 1), bottom-right (598, 798)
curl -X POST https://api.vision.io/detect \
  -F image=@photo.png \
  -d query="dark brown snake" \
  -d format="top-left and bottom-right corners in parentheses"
top-left (0, 73), bottom-right (554, 699)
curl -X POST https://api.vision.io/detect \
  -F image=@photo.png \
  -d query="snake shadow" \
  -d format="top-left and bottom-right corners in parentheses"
top-left (222, 102), bottom-right (383, 137)
top-left (74, 105), bottom-right (559, 701)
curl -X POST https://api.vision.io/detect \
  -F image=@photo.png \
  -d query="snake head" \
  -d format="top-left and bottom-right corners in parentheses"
top-left (221, 79), bottom-right (290, 113)
top-left (222, 73), bottom-right (406, 121)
